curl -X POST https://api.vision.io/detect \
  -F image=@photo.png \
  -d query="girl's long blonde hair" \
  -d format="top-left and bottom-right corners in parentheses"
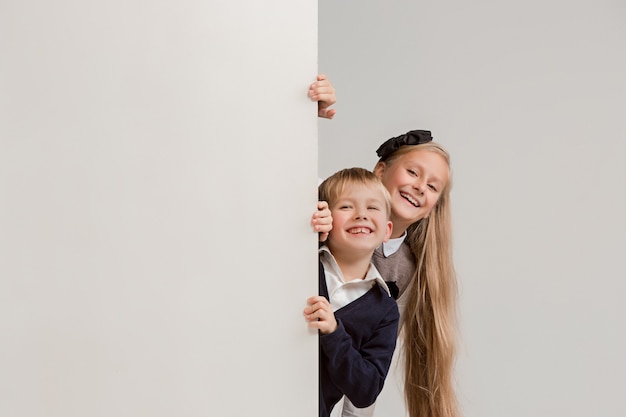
top-left (377, 142), bottom-right (460, 417)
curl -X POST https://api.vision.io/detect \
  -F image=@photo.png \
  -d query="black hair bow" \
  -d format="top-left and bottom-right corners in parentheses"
top-left (375, 130), bottom-right (433, 160)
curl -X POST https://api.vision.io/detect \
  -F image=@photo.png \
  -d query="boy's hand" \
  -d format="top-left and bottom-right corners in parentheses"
top-left (311, 201), bottom-right (332, 242)
top-left (304, 296), bottom-right (338, 334)
top-left (308, 74), bottom-right (336, 119)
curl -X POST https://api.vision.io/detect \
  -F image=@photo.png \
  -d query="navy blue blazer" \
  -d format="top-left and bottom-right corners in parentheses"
top-left (318, 261), bottom-right (399, 417)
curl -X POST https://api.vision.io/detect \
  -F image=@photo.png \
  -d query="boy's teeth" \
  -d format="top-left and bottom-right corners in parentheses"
top-left (349, 227), bottom-right (370, 234)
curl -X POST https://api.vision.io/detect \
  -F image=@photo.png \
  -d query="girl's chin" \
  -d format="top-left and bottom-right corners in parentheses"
top-left (394, 208), bottom-right (424, 224)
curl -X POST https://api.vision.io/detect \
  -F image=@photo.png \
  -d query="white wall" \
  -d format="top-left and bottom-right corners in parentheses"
top-left (319, 1), bottom-right (626, 416)
top-left (0, 2), bottom-right (318, 416)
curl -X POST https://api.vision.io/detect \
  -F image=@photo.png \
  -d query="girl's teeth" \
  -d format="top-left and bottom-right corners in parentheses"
top-left (400, 192), bottom-right (419, 207)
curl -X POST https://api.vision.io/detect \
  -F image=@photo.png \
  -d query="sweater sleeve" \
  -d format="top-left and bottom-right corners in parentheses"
top-left (319, 301), bottom-right (399, 408)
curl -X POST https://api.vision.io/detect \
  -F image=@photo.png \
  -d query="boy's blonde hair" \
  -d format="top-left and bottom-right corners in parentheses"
top-left (319, 167), bottom-right (392, 219)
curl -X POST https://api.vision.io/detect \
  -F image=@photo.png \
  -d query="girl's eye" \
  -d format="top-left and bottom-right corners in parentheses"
top-left (428, 184), bottom-right (438, 192)
top-left (407, 169), bottom-right (418, 177)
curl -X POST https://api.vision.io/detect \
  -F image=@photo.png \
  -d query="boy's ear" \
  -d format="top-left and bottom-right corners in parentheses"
top-left (373, 162), bottom-right (386, 179)
top-left (382, 221), bottom-right (393, 243)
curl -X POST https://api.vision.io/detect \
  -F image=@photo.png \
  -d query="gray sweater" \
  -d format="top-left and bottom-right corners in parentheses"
top-left (372, 241), bottom-right (416, 326)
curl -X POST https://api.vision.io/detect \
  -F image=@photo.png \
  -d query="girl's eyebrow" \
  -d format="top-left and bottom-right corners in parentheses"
top-left (408, 162), bottom-right (443, 183)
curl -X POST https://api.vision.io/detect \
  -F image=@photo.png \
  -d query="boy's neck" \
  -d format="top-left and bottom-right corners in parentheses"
top-left (332, 251), bottom-right (374, 282)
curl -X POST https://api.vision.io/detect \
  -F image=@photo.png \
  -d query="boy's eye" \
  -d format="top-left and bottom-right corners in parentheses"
top-left (339, 205), bottom-right (352, 209)
top-left (368, 206), bottom-right (380, 210)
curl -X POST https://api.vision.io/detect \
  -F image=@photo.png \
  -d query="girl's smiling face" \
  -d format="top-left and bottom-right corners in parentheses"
top-left (374, 149), bottom-right (449, 237)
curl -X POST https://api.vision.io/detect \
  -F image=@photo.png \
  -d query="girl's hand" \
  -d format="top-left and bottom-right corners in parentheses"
top-left (308, 74), bottom-right (336, 119)
top-left (304, 296), bottom-right (338, 334)
top-left (311, 201), bottom-right (332, 242)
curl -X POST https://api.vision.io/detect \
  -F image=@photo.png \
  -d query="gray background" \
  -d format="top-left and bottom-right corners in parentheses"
top-left (319, 1), bottom-right (626, 416)
top-left (1, 1), bottom-right (318, 416)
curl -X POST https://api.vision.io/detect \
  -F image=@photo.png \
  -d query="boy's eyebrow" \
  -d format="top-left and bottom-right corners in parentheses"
top-left (365, 197), bottom-right (385, 205)
top-left (331, 198), bottom-right (354, 207)
top-left (333, 196), bottom-right (354, 203)
top-left (333, 196), bottom-right (384, 204)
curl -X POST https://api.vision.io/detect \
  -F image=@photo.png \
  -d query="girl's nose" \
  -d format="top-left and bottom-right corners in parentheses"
top-left (413, 179), bottom-right (425, 194)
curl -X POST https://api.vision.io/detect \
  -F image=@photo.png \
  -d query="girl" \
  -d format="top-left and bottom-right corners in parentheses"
top-left (310, 86), bottom-right (459, 417)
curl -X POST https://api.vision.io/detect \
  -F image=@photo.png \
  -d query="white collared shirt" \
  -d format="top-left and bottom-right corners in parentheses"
top-left (381, 231), bottom-right (407, 257)
top-left (319, 246), bottom-right (392, 312)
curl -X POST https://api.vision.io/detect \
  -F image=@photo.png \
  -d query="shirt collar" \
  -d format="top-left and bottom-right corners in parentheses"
top-left (381, 231), bottom-right (407, 257)
top-left (319, 245), bottom-right (392, 297)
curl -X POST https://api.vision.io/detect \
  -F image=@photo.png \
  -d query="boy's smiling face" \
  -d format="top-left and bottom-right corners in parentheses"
top-left (327, 183), bottom-right (393, 258)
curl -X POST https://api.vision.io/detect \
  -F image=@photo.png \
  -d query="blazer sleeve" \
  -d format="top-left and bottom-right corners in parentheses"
top-left (319, 299), bottom-right (399, 408)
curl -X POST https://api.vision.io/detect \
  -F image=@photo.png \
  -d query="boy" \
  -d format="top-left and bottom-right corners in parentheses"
top-left (303, 168), bottom-right (399, 417)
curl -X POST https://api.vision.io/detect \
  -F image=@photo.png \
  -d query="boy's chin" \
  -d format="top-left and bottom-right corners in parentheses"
top-left (339, 240), bottom-right (383, 254)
